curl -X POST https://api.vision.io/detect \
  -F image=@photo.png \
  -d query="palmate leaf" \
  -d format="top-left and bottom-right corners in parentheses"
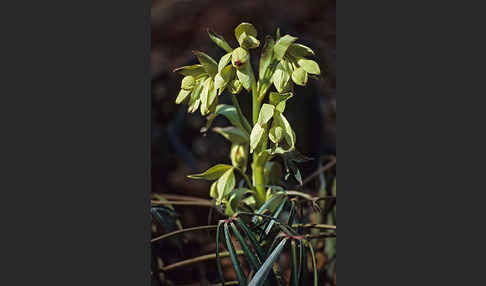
top-left (248, 238), bottom-right (288, 286)
top-left (224, 223), bottom-right (247, 286)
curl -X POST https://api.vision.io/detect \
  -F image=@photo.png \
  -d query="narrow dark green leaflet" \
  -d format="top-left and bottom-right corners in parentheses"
top-left (208, 30), bottom-right (233, 53)
top-left (187, 164), bottom-right (232, 180)
top-left (301, 242), bottom-right (308, 286)
top-left (230, 222), bottom-right (260, 272)
top-left (217, 168), bottom-right (236, 203)
top-left (259, 36), bottom-right (275, 80)
top-left (248, 238), bottom-right (288, 286)
top-left (173, 64), bottom-right (206, 77)
top-left (297, 240), bottom-right (303, 284)
top-left (216, 221), bottom-right (226, 286)
top-left (235, 219), bottom-right (265, 261)
top-left (308, 242), bottom-right (318, 286)
top-left (290, 240), bottom-right (298, 286)
top-left (224, 223), bottom-right (247, 286)
top-left (235, 219), bottom-right (279, 286)
top-left (273, 34), bottom-right (298, 61)
top-left (262, 198), bottom-right (287, 239)
top-left (193, 50), bottom-right (218, 77)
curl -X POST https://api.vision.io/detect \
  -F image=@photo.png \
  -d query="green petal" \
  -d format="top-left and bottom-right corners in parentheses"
top-left (273, 34), bottom-right (298, 61)
top-left (291, 67), bottom-right (308, 86)
top-left (297, 58), bottom-right (320, 75)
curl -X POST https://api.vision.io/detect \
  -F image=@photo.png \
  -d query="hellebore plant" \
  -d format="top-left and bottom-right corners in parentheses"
top-left (170, 23), bottom-right (333, 286)
top-left (175, 23), bottom-right (320, 212)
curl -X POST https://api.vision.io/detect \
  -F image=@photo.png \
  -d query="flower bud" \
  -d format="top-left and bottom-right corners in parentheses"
top-left (181, 76), bottom-right (196, 90)
top-left (231, 144), bottom-right (248, 172)
top-left (231, 47), bottom-right (249, 69)
top-left (228, 79), bottom-right (243, 94)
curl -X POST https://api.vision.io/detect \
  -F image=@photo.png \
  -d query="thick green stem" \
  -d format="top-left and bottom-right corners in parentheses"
top-left (248, 64), bottom-right (266, 207)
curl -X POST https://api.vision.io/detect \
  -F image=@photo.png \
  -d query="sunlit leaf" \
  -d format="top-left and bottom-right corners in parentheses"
top-left (291, 67), bottom-right (308, 86)
top-left (297, 58), bottom-right (320, 75)
top-left (219, 52), bottom-right (232, 72)
top-left (257, 104), bottom-right (275, 126)
top-left (236, 62), bottom-right (252, 91)
top-left (259, 36), bottom-right (275, 81)
top-left (187, 164), bottom-right (232, 180)
top-left (273, 34), bottom-right (298, 61)
top-left (209, 181), bottom-right (219, 199)
top-left (250, 123), bottom-right (265, 153)
top-left (173, 64), bottom-right (206, 77)
top-left (213, 126), bottom-right (249, 144)
top-left (193, 50), bottom-right (218, 77)
top-left (287, 43), bottom-right (315, 58)
top-left (217, 168), bottom-right (235, 203)
top-left (175, 89), bottom-right (191, 104)
top-left (230, 143), bottom-right (248, 172)
top-left (208, 30), bottom-right (233, 53)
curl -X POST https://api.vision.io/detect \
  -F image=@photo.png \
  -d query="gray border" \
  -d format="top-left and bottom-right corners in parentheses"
top-left (1, 0), bottom-right (151, 284)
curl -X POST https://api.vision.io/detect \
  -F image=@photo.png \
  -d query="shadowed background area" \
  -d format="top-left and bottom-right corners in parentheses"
top-left (151, 0), bottom-right (335, 284)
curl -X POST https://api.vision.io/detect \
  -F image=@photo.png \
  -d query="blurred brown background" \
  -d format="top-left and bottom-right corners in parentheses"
top-left (151, 0), bottom-right (335, 283)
